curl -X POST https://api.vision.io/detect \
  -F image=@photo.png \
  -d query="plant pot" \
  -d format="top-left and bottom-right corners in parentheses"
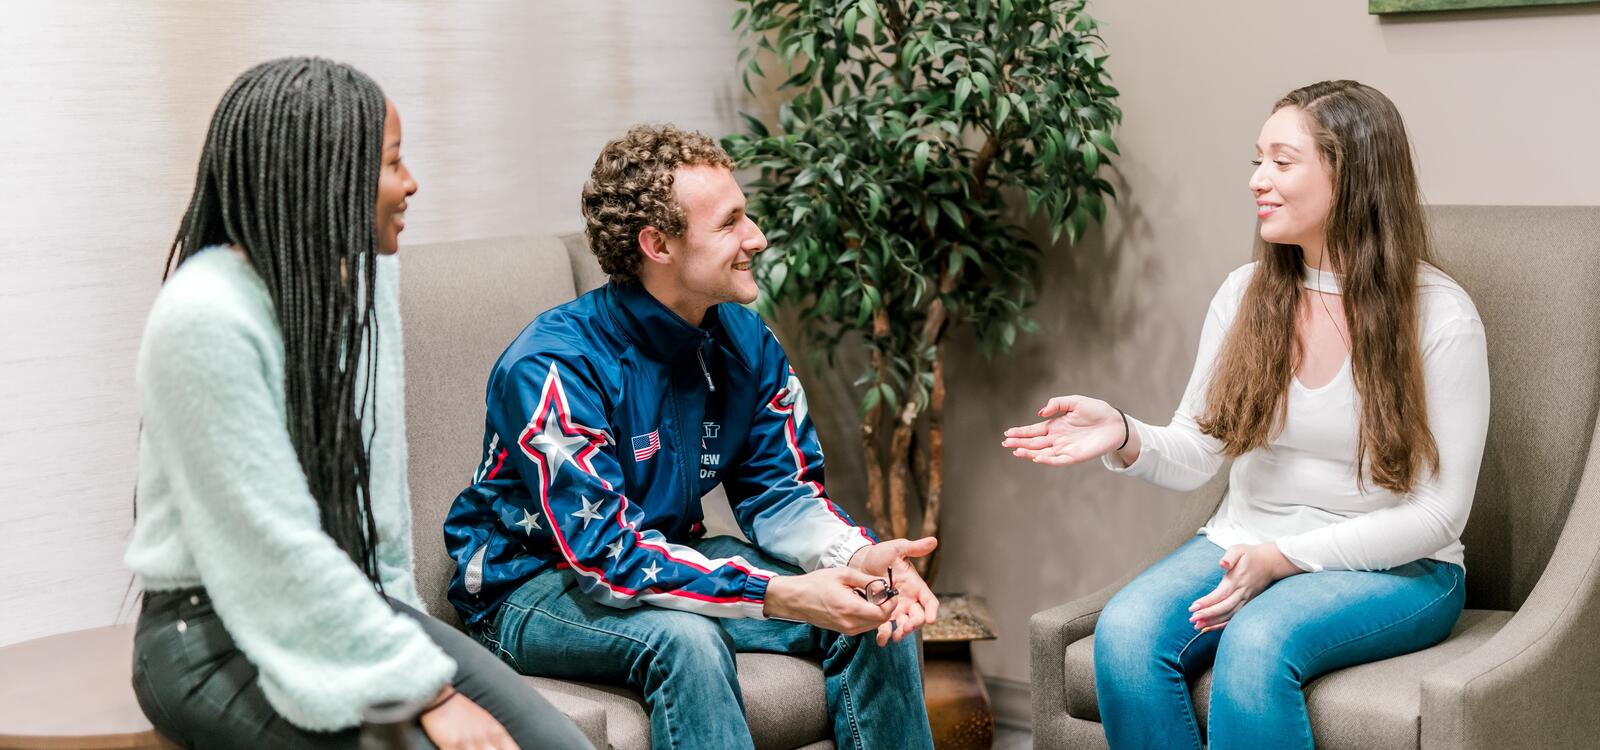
top-left (922, 593), bottom-right (997, 749)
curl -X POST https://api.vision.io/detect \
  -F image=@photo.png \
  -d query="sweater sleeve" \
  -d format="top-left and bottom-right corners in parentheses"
top-left (137, 285), bottom-right (454, 732)
top-left (1101, 270), bottom-right (1237, 490)
top-left (1274, 316), bottom-right (1490, 571)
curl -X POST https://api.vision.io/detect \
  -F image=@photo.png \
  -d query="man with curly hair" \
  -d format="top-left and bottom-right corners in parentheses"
top-left (442, 123), bottom-right (938, 749)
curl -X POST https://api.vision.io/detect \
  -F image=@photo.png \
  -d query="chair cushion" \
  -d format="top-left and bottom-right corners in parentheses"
top-left (1063, 609), bottom-right (1512, 749)
top-left (0, 625), bottom-right (174, 749)
top-left (399, 234), bottom-right (580, 623)
top-left (530, 652), bottom-right (831, 750)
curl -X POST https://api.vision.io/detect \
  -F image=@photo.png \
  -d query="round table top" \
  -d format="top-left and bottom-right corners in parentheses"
top-left (0, 624), bottom-right (172, 749)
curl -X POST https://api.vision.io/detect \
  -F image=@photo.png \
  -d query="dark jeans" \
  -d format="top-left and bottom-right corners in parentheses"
top-left (131, 588), bottom-right (593, 749)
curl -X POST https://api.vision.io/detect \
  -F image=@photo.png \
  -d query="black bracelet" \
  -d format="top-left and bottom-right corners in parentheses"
top-left (421, 687), bottom-right (461, 716)
top-left (1116, 408), bottom-right (1130, 451)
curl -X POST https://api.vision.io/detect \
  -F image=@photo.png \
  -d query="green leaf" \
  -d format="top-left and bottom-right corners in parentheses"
top-left (767, 261), bottom-right (789, 295)
top-left (1085, 192), bottom-right (1106, 223)
top-left (939, 199), bottom-right (966, 229)
top-left (862, 383), bottom-right (882, 414)
top-left (856, 0), bottom-right (881, 24)
top-left (1010, 92), bottom-right (1029, 124)
top-left (971, 71), bottom-right (992, 102)
top-left (843, 8), bottom-right (860, 42)
top-left (1070, 203), bottom-right (1091, 243)
top-left (1079, 141), bottom-right (1100, 173)
top-left (913, 141), bottom-right (931, 179)
top-left (879, 382), bottom-right (899, 411)
top-left (731, 6), bottom-right (749, 31)
top-left (953, 77), bottom-right (972, 111)
top-left (1089, 128), bottom-right (1119, 155)
top-left (993, 95), bottom-right (1011, 131)
top-left (739, 112), bottom-right (769, 138)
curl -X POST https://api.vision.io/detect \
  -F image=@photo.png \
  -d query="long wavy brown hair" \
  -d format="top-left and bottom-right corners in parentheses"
top-left (1197, 80), bottom-right (1439, 493)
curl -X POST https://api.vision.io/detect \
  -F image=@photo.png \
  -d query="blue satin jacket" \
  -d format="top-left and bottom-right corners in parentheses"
top-left (443, 281), bottom-right (876, 626)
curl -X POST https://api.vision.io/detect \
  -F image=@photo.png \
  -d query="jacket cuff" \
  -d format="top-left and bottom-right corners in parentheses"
top-left (743, 571), bottom-right (773, 618)
top-left (819, 530), bottom-right (875, 570)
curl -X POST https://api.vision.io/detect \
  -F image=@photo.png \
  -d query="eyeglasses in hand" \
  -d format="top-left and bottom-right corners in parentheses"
top-left (854, 567), bottom-right (899, 605)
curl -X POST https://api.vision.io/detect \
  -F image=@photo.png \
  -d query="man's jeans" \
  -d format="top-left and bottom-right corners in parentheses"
top-left (477, 535), bottom-right (934, 750)
top-left (1094, 535), bottom-right (1465, 749)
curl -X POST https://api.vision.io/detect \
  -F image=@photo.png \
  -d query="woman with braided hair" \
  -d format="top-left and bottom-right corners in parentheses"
top-left (124, 57), bottom-right (590, 749)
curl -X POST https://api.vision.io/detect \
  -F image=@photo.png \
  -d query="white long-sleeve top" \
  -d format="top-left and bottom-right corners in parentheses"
top-left (1105, 262), bottom-right (1490, 572)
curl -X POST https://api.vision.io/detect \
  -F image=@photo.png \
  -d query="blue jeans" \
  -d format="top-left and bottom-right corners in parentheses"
top-left (479, 536), bottom-right (933, 750)
top-left (1094, 535), bottom-right (1465, 750)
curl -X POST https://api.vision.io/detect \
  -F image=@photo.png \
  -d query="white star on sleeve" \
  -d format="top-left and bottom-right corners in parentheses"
top-left (606, 539), bottom-right (626, 559)
top-left (514, 509), bottom-right (542, 534)
top-left (641, 561), bottom-right (662, 583)
top-left (528, 413), bottom-right (591, 476)
top-left (571, 496), bottom-right (605, 529)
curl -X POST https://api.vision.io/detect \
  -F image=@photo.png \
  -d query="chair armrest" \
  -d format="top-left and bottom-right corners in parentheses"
top-left (1420, 430), bottom-right (1600, 749)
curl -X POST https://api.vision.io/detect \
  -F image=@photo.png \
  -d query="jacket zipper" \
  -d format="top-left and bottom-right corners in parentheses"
top-left (695, 346), bottom-right (716, 392)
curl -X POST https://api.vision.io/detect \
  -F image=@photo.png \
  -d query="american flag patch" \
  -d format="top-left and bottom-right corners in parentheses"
top-left (631, 430), bottom-right (661, 461)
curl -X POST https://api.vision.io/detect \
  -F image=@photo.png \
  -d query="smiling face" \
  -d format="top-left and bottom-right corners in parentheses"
top-left (658, 164), bottom-right (767, 309)
top-left (1249, 105), bottom-right (1334, 253)
top-left (375, 98), bottom-right (417, 254)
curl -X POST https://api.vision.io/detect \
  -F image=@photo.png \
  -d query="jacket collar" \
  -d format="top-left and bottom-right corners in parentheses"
top-left (607, 281), bottom-right (719, 361)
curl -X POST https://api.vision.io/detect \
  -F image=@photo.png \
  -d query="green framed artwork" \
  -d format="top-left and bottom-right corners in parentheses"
top-left (1372, 0), bottom-right (1599, 13)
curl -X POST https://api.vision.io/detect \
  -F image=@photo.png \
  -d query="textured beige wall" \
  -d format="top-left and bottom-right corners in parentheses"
top-left (926, 0), bottom-right (1600, 691)
top-left (0, 1), bottom-right (758, 646)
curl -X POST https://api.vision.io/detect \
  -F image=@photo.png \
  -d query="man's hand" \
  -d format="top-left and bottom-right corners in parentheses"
top-left (848, 537), bottom-right (941, 646)
top-left (1187, 542), bottom-right (1304, 631)
top-left (763, 567), bottom-right (895, 635)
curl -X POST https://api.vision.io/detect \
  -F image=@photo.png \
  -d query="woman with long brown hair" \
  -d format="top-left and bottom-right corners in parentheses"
top-left (1002, 80), bottom-right (1489, 748)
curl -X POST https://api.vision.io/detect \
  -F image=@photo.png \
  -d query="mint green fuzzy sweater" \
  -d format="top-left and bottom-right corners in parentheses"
top-left (124, 247), bottom-right (455, 731)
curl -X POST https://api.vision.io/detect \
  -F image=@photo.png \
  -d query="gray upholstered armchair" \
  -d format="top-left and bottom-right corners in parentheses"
top-left (1030, 206), bottom-right (1600, 749)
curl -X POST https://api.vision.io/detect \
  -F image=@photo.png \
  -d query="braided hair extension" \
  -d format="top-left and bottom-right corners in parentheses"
top-left (163, 57), bottom-right (388, 588)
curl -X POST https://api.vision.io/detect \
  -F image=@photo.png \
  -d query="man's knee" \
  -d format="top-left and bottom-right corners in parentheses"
top-left (641, 611), bottom-right (736, 666)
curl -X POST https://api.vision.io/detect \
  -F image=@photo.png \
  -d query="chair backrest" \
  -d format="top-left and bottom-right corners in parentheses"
top-left (399, 235), bottom-right (598, 623)
top-left (1431, 206), bottom-right (1600, 610)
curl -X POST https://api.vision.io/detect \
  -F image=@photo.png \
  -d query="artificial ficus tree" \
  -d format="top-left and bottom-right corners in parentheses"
top-left (724, 0), bottom-right (1120, 580)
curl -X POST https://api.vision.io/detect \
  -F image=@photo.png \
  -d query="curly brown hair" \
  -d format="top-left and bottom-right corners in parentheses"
top-left (580, 123), bottom-right (736, 283)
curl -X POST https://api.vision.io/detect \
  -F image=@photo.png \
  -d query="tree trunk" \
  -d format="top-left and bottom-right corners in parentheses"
top-left (887, 399), bottom-right (918, 541)
top-left (861, 398), bottom-right (888, 535)
top-left (862, 308), bottom-right (894, 534)
top-left (916, 354), bottom-right (946, 582)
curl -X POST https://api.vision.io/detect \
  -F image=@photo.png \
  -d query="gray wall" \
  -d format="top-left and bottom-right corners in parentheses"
top-left (0, 1), bottom-right (758, 646)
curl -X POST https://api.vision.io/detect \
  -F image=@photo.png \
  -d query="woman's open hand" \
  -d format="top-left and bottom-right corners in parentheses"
top-left (1002, 395), bottom-right (1126, 466)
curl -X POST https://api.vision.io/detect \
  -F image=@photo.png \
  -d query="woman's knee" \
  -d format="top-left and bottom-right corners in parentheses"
top-left (1211, 616), bottom-right (1300, 701)
top-left (1095, 587), bottom-right (1176, 670)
